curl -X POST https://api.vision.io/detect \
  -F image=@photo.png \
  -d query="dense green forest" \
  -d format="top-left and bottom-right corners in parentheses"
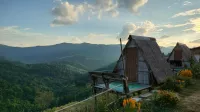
top-left (0, 59), bottom-right (92, 111)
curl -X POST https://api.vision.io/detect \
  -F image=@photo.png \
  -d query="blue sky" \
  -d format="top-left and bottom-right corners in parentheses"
top-left (0, 0), bottom-right (200, 47)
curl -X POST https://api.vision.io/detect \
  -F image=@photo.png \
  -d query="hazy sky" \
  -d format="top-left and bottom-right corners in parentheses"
top-left (0, 0), bottom-right (200, 47)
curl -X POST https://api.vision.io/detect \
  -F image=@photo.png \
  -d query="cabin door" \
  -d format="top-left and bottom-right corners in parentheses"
top-left (125, 48), bottom-right (138, 82)
top-left (174, 49), bottom-right (182, 60)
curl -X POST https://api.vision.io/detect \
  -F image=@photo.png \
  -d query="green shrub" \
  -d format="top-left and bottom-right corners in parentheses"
top-left (191, 63), bottom-right (200, 79)
top-left (176, 76), bottom-right (193, 87)
top-left (141, 100), bottom-right (177, 112)
top-left (160, 78), bottom-right (182, 92)
top-left (153, 90), bottom-right (179, 108)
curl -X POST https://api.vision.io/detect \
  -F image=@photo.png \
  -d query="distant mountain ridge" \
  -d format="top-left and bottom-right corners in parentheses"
top-left (0, 43), bottom-right (121, 70)
top-left (0, 43), bottom-right (173, 70)
top-left (160, 46), bottom-right (174, 55)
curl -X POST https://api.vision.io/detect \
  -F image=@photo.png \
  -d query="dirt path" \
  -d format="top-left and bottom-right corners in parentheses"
top-left (180, 91), bottom-right (200, 112)
top-left (178, 80), bottom-right (200, 112)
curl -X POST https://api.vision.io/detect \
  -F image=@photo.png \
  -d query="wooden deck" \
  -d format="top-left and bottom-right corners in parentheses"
top-left (95, 81), bottom-right (151, 95)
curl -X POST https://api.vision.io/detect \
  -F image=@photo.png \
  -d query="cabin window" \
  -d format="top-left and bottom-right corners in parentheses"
top-left (170, 60), bottom-right (182, 67)
top-left (138, 61), bottom-right (149, 85)
top-left (138, 72), bottom-right (149, 84)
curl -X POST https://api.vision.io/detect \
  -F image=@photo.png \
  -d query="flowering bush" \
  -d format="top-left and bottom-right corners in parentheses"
top-left (176, 69), bottom-right (194, 87)
top-left (122, 98), bottom-right (141, 112)
top-left (179, 69), bottom-right (192, 78)
top-left (176, 76), bottom-right (193, 87)
top-left (153, 90), bottom-right (179, 108)
top-left (160, 78), bottom-right (182, 92)
top-left (176, 79), bottom-right (185, 88)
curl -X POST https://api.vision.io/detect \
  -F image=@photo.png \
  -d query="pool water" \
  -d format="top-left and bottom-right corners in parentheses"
top-left (96, 81), bottom-right (150, 93)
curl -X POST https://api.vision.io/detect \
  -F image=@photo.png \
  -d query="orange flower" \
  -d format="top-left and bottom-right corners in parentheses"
top-left (179, 69), bottom-right (192, 78)
top-left (122, 99), bottom-right (128, 107)
top-left (122, 98), bottom-right (137, 108)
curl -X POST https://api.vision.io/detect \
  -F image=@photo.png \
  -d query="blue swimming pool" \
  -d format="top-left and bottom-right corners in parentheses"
top-left (95, 81), bottom-right (151, 93)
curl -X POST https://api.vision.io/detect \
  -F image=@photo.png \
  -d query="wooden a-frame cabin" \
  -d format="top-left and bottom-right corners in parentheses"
top-left (89, 35), bottom-right (173, 95)
top-left (167, 42), bottom-right (196, 69)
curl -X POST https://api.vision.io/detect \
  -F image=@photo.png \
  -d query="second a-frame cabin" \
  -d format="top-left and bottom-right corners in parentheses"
top-left (113, 35), bottom-right (173, 85)
top-left (167, 42), bottom-right (196, 68)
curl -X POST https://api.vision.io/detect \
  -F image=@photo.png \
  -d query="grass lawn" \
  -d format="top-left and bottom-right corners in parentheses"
top-left (176, 79), bottom-right (200, 112)
top-left (46, 79), bottom-right (200, 112)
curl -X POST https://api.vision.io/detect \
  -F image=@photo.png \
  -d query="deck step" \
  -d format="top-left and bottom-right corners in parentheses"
top-left (132, 97), bottom-right (142, 102)
top-left (139, 92), bottom-right (152, 98)
top-left (151, 90), bottom-right (159, 93)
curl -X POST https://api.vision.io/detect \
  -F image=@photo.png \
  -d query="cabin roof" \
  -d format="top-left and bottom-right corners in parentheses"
top-left (128, 35), bottom-right (156, 41)
top-left (129, 35), bottom-right (173, 84)
top-left (191, 46), bottom-right (200, 51)
top-left (168, 42), bottom-right (194, 61)
top-left (114, 35), bottom-right (173, 84)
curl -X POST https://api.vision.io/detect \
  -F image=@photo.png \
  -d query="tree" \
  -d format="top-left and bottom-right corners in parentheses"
top-left (35, 90), bottom-right (54, 109)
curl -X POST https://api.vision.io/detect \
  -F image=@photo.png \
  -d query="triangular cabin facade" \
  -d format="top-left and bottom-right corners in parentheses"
top-left (167, 43), bottom-right (195, 68)
top-left (113, 35), bottom-right (173, 85)
top-left (89, 35), bottom-right (173, 95)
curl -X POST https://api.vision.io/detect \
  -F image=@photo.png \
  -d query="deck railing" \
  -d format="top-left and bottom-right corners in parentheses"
top-left (53, 84), bottom-right (123, 112)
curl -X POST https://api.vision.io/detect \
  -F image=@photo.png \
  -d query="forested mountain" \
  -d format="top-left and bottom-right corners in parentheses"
top-left (0, 59), bottom-right (92, 112)
top-left (0, 43), bottom-right (172, 70)
top-left (0, 43), bottom-right (121, 70)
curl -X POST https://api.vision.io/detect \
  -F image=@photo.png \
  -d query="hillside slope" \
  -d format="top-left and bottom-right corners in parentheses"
top-left (0, 59), bottom-right (91, 112)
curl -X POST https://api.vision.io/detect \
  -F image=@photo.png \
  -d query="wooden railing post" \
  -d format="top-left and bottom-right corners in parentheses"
top-left (122, 76), bottom-right (129, 96)
top-left (90, 75), bottom-right (97, 112)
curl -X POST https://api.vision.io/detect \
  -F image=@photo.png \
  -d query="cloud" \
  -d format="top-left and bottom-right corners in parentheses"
top-left (0, 26), bottom-right (74, 46)
top-left (83, 33), bottom-right (118, 44)
top-left (24, 28), bottom-right (31, 30)
top-left (108, 9), bottom-right (119, 17)
top-left (157, 33), bottom-right (200, 47)
top-left (162, 22), bottom-right (190, 28)
top-left (70, 37), bottom-right (82, 43)
top-left (117, 23), bottom-right (136, 40)
top-left (159, 35), bottom-right (171, 39)
top-left (51, 1), bottom-right (86, 26)
top-left (190, 39), bottom-right (200, 43)
top-left (184, 18), bottom-right (200, 33)
top-left (157, 29), bottom-right (163, 32)
top-left (117, 21), bottom-right (155, 40)
top-left (0, 26), bottom-right (119, 46)
top-left (183, 1), bottom-right (192, 6)
top-left (93, 0), bottom-right (119, 19)
top-left (118, 0), bottom-right (148, 13)
top-left (51, 0), bottom-right (148, 25)
top-left (167, 2), bottom-right (179, 9)
top-left (172, 8), bottom-right (200, 18)
top-left (168, 6), bottom-right (171, 9)
top-left (159, 17), bottom-right (200, 33)
top-left (87, 33), bottom-right (109, 38)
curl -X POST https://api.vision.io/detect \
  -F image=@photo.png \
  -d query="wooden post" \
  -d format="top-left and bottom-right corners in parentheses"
top-left (122, 77), bottom-right (129, 95)
top-left (102, 73), bottom-right (110, 89)
top-left (91, 75), bottom-right (97, 112)
top-left (102, 73), bottom-right (110, 105)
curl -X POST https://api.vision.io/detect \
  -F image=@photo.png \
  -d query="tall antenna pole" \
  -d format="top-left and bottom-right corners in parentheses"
top-left (120, 38), bottom-right (125, 75)
top-left (120, 38), bottom-right (129, 95)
